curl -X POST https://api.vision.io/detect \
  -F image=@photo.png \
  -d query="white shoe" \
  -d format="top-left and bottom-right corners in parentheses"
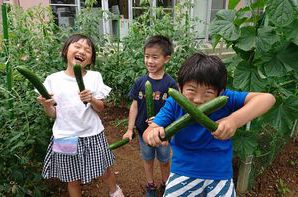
top-left (109, 185), bottom-right (124, 197)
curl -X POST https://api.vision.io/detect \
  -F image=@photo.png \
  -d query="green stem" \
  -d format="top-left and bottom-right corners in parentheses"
top-left (2, 3), bottom-right (13, 118)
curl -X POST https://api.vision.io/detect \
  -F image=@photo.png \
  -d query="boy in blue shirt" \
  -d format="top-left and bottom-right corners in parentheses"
top-left (123, 35), bottom-right (178, 196)
top-left (143, 53), bottom-right (275, 196)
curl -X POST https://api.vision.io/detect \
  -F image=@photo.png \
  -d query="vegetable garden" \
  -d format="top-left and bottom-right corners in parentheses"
top-left (0, 0), bottom-right (297, 196)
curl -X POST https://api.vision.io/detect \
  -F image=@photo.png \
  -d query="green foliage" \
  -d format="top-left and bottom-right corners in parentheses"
top-left (276, 179), bottom-right (290, 197)
top-left (210, 0), bottom-right (298, 187)
top-left (97, 2), bottom-right (200, 104)
top-left (0, 5), bottom-right (70, 196)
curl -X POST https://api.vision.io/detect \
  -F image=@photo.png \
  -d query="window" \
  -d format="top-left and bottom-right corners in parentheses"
top-left (50, 0), bottom-right (85, 27)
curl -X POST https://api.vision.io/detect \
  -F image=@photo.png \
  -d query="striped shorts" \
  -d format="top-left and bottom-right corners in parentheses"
top-left (42, 132), bottom-right (115, 184)
top-left (163, 173), bottom-right (236, 197)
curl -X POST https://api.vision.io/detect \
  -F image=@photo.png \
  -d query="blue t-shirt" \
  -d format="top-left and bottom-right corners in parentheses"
top-left (153, 89), bottom-right (248, 180)
top-left (129, 74), bottom-right (178, 134)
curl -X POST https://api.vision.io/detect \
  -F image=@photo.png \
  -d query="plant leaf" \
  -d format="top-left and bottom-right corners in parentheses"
top-left (235, 26), bottom-right (256, 51)
top-left (256, 26), bottom-right (280, 52)
top-left (209, 10), bottom-right (240, 41)
top-left (267, 0), bottom-right (295, 26)
top-left (233, 61), bottom-right (266, 91)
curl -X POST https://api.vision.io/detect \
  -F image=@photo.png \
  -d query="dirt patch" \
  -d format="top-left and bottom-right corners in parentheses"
top-left (52, 106), bottom-right (298, 197)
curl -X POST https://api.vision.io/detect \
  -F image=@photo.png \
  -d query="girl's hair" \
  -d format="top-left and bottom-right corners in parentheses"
top-left (178, 53), bottom-right (227, 93)
top-left (61, 34), bottom-right (96, 65)
top-left (144, 35), bottom-right (173, 56)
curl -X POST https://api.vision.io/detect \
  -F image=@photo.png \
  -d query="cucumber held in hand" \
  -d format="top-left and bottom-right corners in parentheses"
top-left (161, 95), bottom-right (228, 141)
top-left (16, 66), bottom-right (51, 99)
top-left (145, 80), bottom-right (154, 119)
top-left (73, 64), bottom-right (87, 105)
top-left (168, 88), bottom-right (219, 132)
top-left (109, 132), bottom-right (136, 150)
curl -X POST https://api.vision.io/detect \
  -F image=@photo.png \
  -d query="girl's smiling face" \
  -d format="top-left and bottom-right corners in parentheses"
top-left (66, 39), bottom-right (93, 68)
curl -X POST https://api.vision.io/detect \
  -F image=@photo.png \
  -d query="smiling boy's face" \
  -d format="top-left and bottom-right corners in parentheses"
top-left (66, 39), bottom-right (93, 68)
top-left (144, 45), bottom-right (170, 76)
top-left (182, 81), bottom-right (218, 106)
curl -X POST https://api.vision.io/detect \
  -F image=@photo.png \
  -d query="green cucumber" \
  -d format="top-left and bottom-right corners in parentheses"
top-left (162, 95), bottom-right (228, 140)
top-left (16, 66), bottom-right (51, 99)
top-left (73, 64), bottom-right (87, 105)
top-left (109, 132), bottom-right (136, 150)
top-left (168, 88), bottom-right (219, 132)
top-left (145, 80), bottom-right (154, 118)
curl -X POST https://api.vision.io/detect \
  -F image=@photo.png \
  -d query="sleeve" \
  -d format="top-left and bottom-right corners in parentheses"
top-left (94, 72), bottom-right (111, 99)
top-left (225, 89), bottom-right (248, 112)
top-left (129, 79), bottom-right (140, 100)
top-left (153, 97), bottom-right (176, 127)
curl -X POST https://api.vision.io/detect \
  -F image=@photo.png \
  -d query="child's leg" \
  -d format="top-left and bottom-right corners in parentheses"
top-left (143, 159), bottom-right (155, 183)
top-left (67, 181), bottom-right (82, 197)
top-left (159, 161), bottom-right (170, 183)
top-left (102, 167), bottom-right (117, 193)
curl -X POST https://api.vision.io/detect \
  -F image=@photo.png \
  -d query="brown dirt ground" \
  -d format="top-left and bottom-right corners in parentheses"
top-left (52, 106), bottom-right (298, 197)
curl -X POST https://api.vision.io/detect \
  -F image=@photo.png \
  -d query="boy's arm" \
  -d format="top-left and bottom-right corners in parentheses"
top-left (123, 100), bottom-right (138, 140)
top-left (143, 122), bottom-right (168, 146)
top-left (213, 92), bottom-right (276, 140)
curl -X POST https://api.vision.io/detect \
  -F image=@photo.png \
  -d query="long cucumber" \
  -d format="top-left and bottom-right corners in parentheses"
top-left (168, 88), bottom-right (222, 133)
top-left (16, 66), bottom-right (51, 99)
top-left (162, 95), bottom-right (228, 140)
top-left (73, 64), bottom-right (87, 105)
top-left (145, 80), bottom-right (154, 118)
top-left (109, 132), bottom-right (136, 150)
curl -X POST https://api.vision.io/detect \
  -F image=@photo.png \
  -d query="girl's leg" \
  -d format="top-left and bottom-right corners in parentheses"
top-left (67, 181), bottom-right (82, 197)
top-left (102, 167), bottom-right (117, 193)
top-left (102, 167), bottom-right (124, 196)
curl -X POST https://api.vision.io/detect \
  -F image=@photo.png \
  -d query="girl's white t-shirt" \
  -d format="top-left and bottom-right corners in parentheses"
top-left (43, 70), bottom-right (111, 138)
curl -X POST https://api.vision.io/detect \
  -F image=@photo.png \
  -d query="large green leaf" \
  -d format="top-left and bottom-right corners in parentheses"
top-left (261, 43), bottom-right (298, 76)
top-left (235, 26), bottom-right (256, 51)
top-left (256, 26), bottom-right (280, 52)
top-left (267, 0), bottom-right (295, 26)
top-left (283, 20), bottom-right (298, 45)
top-left (233, 61), bottom-right (266, 91)
top-left (209, 10), bottom-right (240, 41)
top-left (233, 129), bottom-right (258, 160)
top-left (262, 95), bottom-right (298, 133)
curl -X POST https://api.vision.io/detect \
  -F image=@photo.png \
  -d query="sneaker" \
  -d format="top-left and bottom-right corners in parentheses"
top-left (110, 185), bottom-right (124, 197)
top-left (145, 183), bottom-right (157, 197)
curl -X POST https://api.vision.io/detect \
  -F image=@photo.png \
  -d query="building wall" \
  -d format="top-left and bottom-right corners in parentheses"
top-left (1, 0), bottom-right (49, 9)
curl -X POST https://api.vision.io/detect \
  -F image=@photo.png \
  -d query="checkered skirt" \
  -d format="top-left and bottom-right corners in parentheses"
top-left (42, 132), bottom-right (115, 184)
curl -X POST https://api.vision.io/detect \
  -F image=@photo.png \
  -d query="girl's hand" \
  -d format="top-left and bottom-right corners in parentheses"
top-left (144, 127), bottom-right (168, 147)
top-left (37, 94), bottom-right (55, 108)
top-left (79, 89), bottom-right (93, 103)
top-left (212, 117), bottom-right (237, 140)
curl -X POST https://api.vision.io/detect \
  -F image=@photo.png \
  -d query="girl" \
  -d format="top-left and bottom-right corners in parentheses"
top-left (37, 34), bottom-right (124, 197)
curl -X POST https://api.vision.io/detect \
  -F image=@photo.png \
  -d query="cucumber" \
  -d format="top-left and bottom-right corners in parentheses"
top-left (73, 64), bottom-right (87, 105)
top-left (162, 95), bottom-right (228, 140)
top-left (145, 80), bottom-right (154, 118)
top-left (109, 132), bottom-right (136, 150)
top-left (16, 66), bottom-right (51, 99)
top-left (168, 88), bottom-right (220, 132)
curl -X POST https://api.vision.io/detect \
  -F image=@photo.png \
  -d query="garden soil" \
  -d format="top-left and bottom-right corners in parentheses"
top-left (51, 106), bottom-right (298, 197)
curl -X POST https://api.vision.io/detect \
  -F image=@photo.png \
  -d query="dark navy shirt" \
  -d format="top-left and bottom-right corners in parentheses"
top-left (129, 74), bottom-right (178, 134)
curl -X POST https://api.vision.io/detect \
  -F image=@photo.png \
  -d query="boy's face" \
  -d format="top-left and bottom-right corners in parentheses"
top-left (182, 81), bottom-right (218, 106)
top-left (66, 39), bottom-right (93, 68)
top-left (144, 46), bottom-right (170, 75)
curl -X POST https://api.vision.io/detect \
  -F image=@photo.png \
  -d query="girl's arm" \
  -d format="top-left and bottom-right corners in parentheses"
top-left (213, 92), bottom-right (276, 140)
top-left (79, 89), bottom-right (104, 112)
top-left (37, 95), bottom-right (56, 118)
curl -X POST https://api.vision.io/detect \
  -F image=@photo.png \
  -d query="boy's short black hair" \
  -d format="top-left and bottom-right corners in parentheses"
top-left (144, 35), bottom-right (173, 56)
top-left (178, 53), bottom-right (227, 93)
top-left (61, 34), bottom-right (96, 65)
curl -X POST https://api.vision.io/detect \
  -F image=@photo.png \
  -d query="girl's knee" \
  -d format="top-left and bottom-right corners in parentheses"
top-left (102, 167), bottom-right (112, 178)
top-left (68, 181), bottom-right (81, 187)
